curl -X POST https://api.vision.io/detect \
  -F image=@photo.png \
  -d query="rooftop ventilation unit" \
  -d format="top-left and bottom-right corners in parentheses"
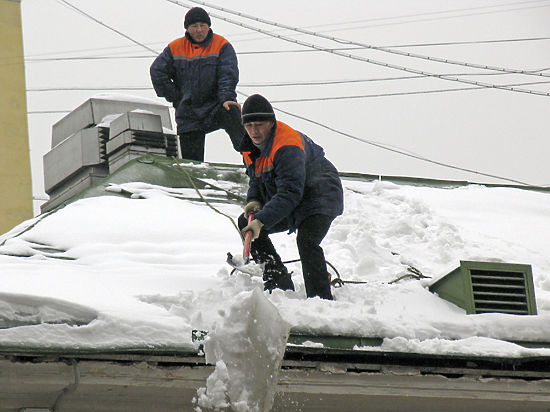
top-left (42, 97), bottom-right (176, 212)
top-left (51, 96), bottom-right (172, 148)
top-left (42, 126), bottom-right (109, 212)
top-left (429, 261), bottom-right (537, 315)
top-left (106, 111), bottom-right (178, 172)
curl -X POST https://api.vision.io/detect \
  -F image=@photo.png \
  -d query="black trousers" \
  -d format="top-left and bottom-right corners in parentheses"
top-left (238, 213), bottom-right (334, 300)
top-left (179, 105), bottom-right (244, 162)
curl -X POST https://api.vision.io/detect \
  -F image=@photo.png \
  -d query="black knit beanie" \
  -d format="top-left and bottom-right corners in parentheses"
top-left (241, 94), bottom-right (276, 123)
top-left (184, 7), bottom-right (211, 29)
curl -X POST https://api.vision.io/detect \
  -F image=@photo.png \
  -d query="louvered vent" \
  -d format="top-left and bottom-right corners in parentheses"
top-left (165, 133), bottom-right (178, 158)
top-left (98, 126), bottom-right (110, 161)
top-left (470, 269), bottom-right (531, 314)
top-left (429, 261), bottom-right (537, 315)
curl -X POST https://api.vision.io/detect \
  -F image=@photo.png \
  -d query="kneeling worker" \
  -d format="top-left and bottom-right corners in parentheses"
top-left (238, 94), bottom-right (344, 300)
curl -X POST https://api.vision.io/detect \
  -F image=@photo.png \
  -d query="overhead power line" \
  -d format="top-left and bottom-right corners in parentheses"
top-left (237, 72), bottom-right (543, 87)
top-left (269, 80), bottom-right (550, 102)
top-left (21, 36), bottom-right (550, 63)
top-left (28, 110), bottom-right (71, 114)
top-left (297, 0), bottom-right (550, 32)
top-left (223, 1), bottom-right (550, 42)
top-left (239, 90), bottom-right (534, 186)
top-left (319, 2), bottom-right (550, 33)
top-left (57, 0), bottom-right (158, 55)
top-left (26, 55), bottom-right (154, 62)
top-left (29, 0), bottom-right (539, 186)
top-left (24, 42), bottom-right (166, 59)
top-left (174, 0), bottom-right (550, 97)
top-left (26, 79), bottom-right (550, 99)
top-left (25, 72), bottom-right (526, 92)
top-left (383, 36), bottom-right (550, 48)
top-left (27, 86), bottom-right (152, 92)
top-left (186, 0), bottom-right (550, 80)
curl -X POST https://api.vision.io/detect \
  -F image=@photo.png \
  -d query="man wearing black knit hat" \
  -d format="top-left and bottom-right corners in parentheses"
top-left (150, 7), bottom-right (244, 161)
top-left (238, 94), bottom-right (344, 300)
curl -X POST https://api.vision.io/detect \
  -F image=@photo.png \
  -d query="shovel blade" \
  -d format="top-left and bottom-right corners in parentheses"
top-left (227, 252), bottom-right (264, 277)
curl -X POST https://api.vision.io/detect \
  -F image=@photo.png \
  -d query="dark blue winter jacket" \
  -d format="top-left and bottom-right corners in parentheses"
top-left (149, 30), bottom-right (238, 134)
top-left (240, 121), bottom-right (344, 232)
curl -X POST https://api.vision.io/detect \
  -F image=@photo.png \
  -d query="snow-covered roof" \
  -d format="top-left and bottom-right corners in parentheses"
top-left (1, 155), bottom-right (550, 359)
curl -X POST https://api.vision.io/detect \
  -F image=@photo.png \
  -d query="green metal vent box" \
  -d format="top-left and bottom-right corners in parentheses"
top-left (429, 261), bottom-right (537, 315)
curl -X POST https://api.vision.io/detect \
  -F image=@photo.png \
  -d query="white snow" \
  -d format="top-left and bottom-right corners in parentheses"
top-left (196, 288), bottom-right (289, 412)
top-left (93, 92), bottom-right (170, 106)
top-left (1, 171), bottom-right (550, 360)
top-left (0, 292), bottom-right (97, 329)
top-left (98, 113), bottom-right (124, 128)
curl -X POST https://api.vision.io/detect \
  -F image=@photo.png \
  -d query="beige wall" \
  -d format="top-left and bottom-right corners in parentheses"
top-left (0, 0), bottom-right (33, 234)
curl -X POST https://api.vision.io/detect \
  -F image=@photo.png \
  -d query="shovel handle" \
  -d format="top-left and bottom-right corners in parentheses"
top-left (243, 212), bottom-right (254, 260)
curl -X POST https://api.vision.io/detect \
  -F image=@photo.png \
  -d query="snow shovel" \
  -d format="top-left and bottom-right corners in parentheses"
top-left (226, 213), bottom-right (263, 276)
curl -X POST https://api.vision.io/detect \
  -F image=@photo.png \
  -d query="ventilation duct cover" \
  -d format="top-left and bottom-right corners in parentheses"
top-left (429, 261), bottom-right (537, 315)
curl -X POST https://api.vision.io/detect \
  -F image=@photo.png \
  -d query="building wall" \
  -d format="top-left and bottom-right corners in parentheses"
top-left (0, 0), bottom-right (33, 234)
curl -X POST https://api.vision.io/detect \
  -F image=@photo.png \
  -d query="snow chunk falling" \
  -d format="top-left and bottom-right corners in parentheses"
top-left (196, 288), bottom-right (290, 412)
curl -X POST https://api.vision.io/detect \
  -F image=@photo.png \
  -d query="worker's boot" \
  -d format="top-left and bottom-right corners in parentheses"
top-left (263, 258), bottom-right (295, 292)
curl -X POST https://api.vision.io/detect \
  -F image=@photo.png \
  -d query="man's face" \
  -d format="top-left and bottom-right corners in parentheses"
top-left (244, 121), bottom-right (274, 146)
top-left (187, 22), bottom-right (209, 43)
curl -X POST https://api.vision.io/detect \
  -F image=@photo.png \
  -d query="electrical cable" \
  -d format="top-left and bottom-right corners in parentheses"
top-left (186, 0), bottom-right (550, 79)
top-left (28, 110), bottom-right (71, 114)
top-left (165, 0), bottom-right (550, 97)
top-left (28, 86), bottom-right (152, 92)
top-left (21, 36), bottom-right (550, 62)
top-left (24, 41), bottom-right (166, 59)
top-left (184, 0), bottom-right (550, 80)
top-left (26, 55), bottom-right (155, 62)
top-left (218, 1), bottom-right (550, 42)
top-left (25, 72), bottom-right (522, 92)
top-left (236, 90), bottom-right (534, 186)
top-left (382, 37), bottom-right (550, 48)
top-left (26, 1), bottom-right (539, 186)
top-left (57, 0), bottom-right (158, 55)
top-left (285, 0), bottom-right (550, 32)
top-left (269, 80), bottom-right (550, 103)
top-left (319, 2), bottom-right (550, 33)
top-left (238, 73), bottom-right (514, 87)
top-left (52, 359), bottom-right (80, 411)
top-left (26, 79), bottom-right (550, 101)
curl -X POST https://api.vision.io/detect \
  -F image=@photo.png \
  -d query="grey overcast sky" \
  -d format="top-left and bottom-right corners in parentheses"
top-left (20, 0), bottom-right (550, 212)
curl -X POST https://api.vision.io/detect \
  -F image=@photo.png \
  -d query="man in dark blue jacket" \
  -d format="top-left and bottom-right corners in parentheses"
top-left (238, 94), bottom-right (344, 300)
top-left (150, 7), bottom-right (244, 161)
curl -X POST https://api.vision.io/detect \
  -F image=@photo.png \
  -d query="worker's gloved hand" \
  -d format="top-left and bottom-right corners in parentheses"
top-left (241, 219), bottom-right (264, 240)
top-left (223, 100), bottom-right (241, 111)
top-left (244, 200), bottom-right (262, 217)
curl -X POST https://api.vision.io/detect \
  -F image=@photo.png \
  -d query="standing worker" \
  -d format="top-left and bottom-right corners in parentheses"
top-left (150, 7), bottom-right (244, 161)
top-left (238, 94), bottom-right (344, 300)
